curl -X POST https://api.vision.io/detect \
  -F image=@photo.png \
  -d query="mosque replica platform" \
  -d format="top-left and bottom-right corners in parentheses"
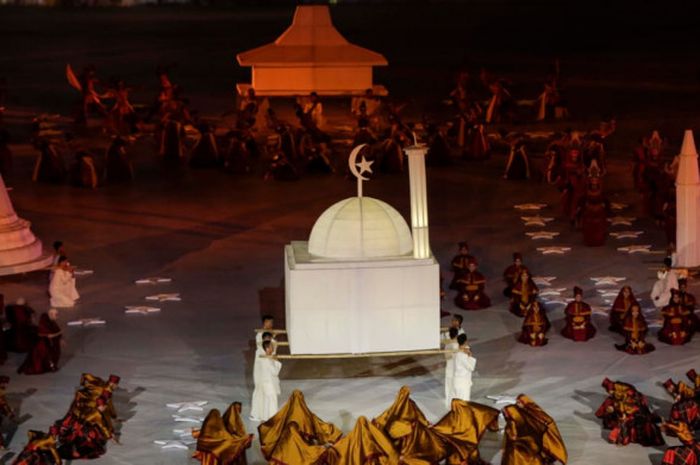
top-left (284, 146), bottom-right (440, 355)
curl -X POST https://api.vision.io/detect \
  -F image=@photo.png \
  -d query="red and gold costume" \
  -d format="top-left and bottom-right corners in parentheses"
top-left (18, 313), bottom-right (61, 375)
top-left (662, 422), bottom-right (700, 465)
top-left (659, 292), bottom-right (693, 346)
top-left (501, 395), bottom-right (568, 465)
top-left (518, 301), bottom-right (550, 347)
top-left (561, 288), bottom-right (595, 342)
top-left (595, 378), bottom-right (644, 430)
top-left (449, 242), bottom-right (473, 290)
top-left (597, 378), bottom-right (664, 447)
top-left (194, 404), bottom-right (253, 465)
top-left (11, 430), bottom-right (61, 465)
top-left (509, 271), bottom-right (538, 317)
top-left (502, 253), bottom-right (526, 297)
top-left (54, 374), bottom-right (120, 460)
top-left (431, 399), bottom-right (499, 465)
top-left (609, 286), bottom-right (639, 333)
top-left (663, 380), bottom-right (700, 431)
top-left (454, 260), bottom-right (491, 311)
top-left (615, 307), bottom-right (655, 354)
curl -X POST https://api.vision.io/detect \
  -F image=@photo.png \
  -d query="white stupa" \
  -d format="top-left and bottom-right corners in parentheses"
top-left (0, 175), bottom-right (53, 276)
top-left (284, 145), bottom-right (439, 355)
top-left (676, 129), bottom-right (700, 267)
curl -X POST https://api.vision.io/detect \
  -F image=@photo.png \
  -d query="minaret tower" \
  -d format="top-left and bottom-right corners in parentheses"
top-left (404, 144), bottom-right (431, 259)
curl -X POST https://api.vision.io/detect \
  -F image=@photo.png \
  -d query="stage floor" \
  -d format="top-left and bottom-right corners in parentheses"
top-left (0, 141), bottom-right (697, 465)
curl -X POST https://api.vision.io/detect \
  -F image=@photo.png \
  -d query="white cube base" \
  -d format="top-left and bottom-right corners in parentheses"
top-left (285, 242), bottom-right (440, 355)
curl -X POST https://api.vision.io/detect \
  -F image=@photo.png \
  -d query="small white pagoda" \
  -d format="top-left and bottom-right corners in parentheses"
top-left (284, 145), bottom-right (439, 355)
top-left (0, 175), bottom-right (53, 276)
top-left (236, 5), bottom-right (388, 97)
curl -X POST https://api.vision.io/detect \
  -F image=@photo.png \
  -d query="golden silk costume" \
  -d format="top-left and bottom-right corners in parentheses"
top-left (502, 395), bottom-right (567, 465)
top-left (388, 419), bottom-right (447, 465)
top-left (268, 422), bottom-right (328, 465)
top-left (258, 390), bottom-right (341, 460)
top-left (432, 399), bottom-right (499, 465)
top-left (327, 416), bottom-right (399, 465)
top-left (373, 386), bottom-right (429, 435)
top-left (194, 405), bottom-right (253, 465)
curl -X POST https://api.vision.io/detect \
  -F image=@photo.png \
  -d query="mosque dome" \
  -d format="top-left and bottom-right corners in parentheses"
top-left (308, 196), bottom-right (413, 259)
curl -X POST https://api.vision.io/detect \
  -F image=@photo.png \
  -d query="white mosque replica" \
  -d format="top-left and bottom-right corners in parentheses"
top-left (284, 144), bottom-right (439, 355)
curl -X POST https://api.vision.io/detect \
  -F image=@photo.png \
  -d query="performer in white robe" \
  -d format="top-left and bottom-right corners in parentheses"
top-left (442, 313), bottom-right (466, 341)
top-left (49, 256), bottom-right (79, 308)
top-left (452, 334), bottom-right (476, 402)
top-left (250, 330), bottom-right (277, 421)
top-left (443, 327), bottom-right (459, 408)
top-left (255, 315), bottom-right (276, 348)
top-left (651, 258), bottom-right (679, 309)
top-left (250, 340), bottom-right (281, 422)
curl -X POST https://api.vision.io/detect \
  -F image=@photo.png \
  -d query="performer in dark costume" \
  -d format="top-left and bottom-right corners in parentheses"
top-left (105, 136), bottom-right (134, 184)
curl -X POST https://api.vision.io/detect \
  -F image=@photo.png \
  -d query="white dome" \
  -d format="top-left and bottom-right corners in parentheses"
top-left (308, 197), bottom-right (413, 259)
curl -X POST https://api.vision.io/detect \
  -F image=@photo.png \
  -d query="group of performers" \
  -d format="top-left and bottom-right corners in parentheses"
top-left (447, 245), bottom-right (697, 351)
top-left (241, 386), bottom-right (567, 465)
top-left (596, 373), bottom-right (700, 465)
top-left (9, 372), bottom-right (121, 464)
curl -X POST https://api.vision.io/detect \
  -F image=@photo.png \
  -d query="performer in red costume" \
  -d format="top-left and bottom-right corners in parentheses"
top-left (561, 287), bottom-right (595, 341)
top-left (454, 259), bottom-right (491, 310)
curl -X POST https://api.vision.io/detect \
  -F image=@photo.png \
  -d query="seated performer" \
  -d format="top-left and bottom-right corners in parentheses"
top-left (501, 395), bottom-right (568, 465)
top-left (609, 286), bottom-right (639, 333)
top-left (194, 403), bottom-right (253, 465)
top-left (663, 379), bottom-right (700, 430)
top-left (449, 241), bottom-right (473, 290)
top-left (49, 256), bottom-right (79, 308)
top-left (561, 287), bottom-right (596, 342)
top-left (659, 289), bottom-right (694, 345)
top-left (614, 304), bottom-right (655, 355)
top-left (443, 327), bottom-right (459, 409)
top-left (0, 376), bottom-right (16, 449)
top-left (661, 422), bottom-right (700, 465)
top-left (18, 309), bottom-right (62, 375)
top-left (11, 430), bottom-right (62, 465)
top-left (452, 334), bottom-right (476, 402)
top-left (4, 297), bottom-right (37, 353)
top-left (518, 300), bottom-right (550, 347)
top-left (509, 268), bottom-right (539, 317)
top-left (250, 340), bottom-right (281, 422)
top-left (454, 259), bottom-right (491, 310)
top-left (502, 252), bottom-right (526, 297)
